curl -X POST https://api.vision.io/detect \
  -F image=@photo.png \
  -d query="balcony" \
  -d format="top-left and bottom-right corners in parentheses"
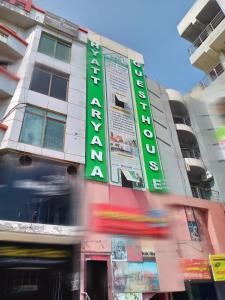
top-left (188, 10), bottom-right (225, 72)
top-left (185, 157), bottom-right (206, 183)
top-left (176, 123), bottom-right (197, 147)
top-left (181, 148), bottom-right (200, 159)
top-left (200, 62), bottom-right (225, 88)
top-left (167, 89), bottom-right (189, 118)
top-left (0, 24), bottom-right (27, 60)
top-left (191, 185), bottom-right (220, 201)
top-left (188, 11), bottom-right (225, 55)
top-left (0, 66), bottom-right (19, 99)
top-left (0, 0), bottom-right (45, 29)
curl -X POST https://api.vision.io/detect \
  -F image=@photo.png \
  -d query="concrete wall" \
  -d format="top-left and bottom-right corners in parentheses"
top-left (147, 79), bottom-right (192, 196)
top-left (186, 80), bottom-right (225, 202)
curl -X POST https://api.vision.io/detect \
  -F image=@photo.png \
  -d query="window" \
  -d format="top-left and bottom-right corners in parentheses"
top-left (184, 206), bottom-right (200, 241)
top-left (20, 105), bottom-right (66, 151)
top-left (38, 32), bottom-right (71, 62)
top-left (30, 66), bottom-right (68, 101)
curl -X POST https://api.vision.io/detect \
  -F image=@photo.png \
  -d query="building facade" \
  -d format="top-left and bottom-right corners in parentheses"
top-left (0, 1), bottom-right (225, 300)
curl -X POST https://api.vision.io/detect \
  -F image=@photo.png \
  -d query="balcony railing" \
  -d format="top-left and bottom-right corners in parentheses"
top-left (188, 10), bottom-right (225, 55)
top-left (191, 185), bottom-right (220, 200)
top-left (200, 63), bottom-right (225, 88)
top-left (173, 117), bottom-right (191, 126)
top-left (181, 148), bottom-right (201, 159)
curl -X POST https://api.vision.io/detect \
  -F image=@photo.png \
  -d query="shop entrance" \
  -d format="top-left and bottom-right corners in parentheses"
top-left (86, 260), bottom-right (108, 300)
top-left (189, 282), bottom-right (217, 300)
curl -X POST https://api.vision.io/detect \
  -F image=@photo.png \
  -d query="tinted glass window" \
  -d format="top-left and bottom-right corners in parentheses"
top-left (50, 74), bottom-right (68, 100)
top-left (30, 68), bottom-right (51, 95)
top-left (20, 111), bottom-right (45, 146)
top-left (55, 42), bottom-right (71, 62)
top-left (38, 33), bottom-right (56, 57)
top-left (44, 118), bottom-right (65, 151)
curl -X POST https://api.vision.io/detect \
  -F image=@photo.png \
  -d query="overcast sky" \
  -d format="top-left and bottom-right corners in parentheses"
top-left (35, 0), bottom-right (204, 93)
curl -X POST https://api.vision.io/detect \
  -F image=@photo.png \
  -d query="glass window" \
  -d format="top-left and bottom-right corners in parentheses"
top-left (44, 118), bottom-right (65, 151)
top-left (30, 68), bottom-right (51, 95)
top-left (55, 42), bottom-right (71, 62)
top-left (20, 105), bottom-right (66, 152)
top-left (20, 111), bottom-right (45, 146)
top-left (30, 66), bottom-right (68, 101)
top-left (184, 206), bottom-right (200, 241)
top-left (38, 33), bottom-right (56, 57)
top-left (38, 32), bottom-right (71, 63)
top-left (50, 74), bottom-right (68, 100)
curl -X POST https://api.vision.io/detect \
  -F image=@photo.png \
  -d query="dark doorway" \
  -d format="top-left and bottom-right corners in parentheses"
top-left (86, 260), bottom-right (108, 300)
top-left (190, 282), bottom-right (218, 300)
top-left (172, 291), bottom-right (189, 300)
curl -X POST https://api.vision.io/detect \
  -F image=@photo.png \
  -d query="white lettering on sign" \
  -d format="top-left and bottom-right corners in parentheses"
top-left (91, 98), bottom-right (101, 108)
top-left (91, 109), bottom-right (102, 120)
top-left (138, 91), bottom-right (146, 99)
top-left (91, 150), bottom-right (103, 161)
top-left (135, 69), bottom-right (143, 77)
top-left (91, 75), bottom-right (101, 85)
top-left (91, 66), bottom-right (100, 75)
top-left (91, 58), bottom-right (100, 66)
top-left (149, 161), bottom-right (159, 171)
top-left (146, 144), bottom-right (156, 154)
top-left (91, 166), bottom-right (103, 178)
top-left (140, 102), bottom-right (147, 110)
top-left (91, 136), bottom-right (103, 147)
top-left (136, 80), bottom-right (144, 88)
top-left (141, 115), bottom-right (151, 125)
top-left (91, 121), bottom-right (102, 132)
top-left (91, 41), bottom-right (100, 49)
top-left (144, 129), bottom-right (153, 139)
top-left (91, 49), bottom-right (99, 57)
top-left (153, 179), bottom-right (163, 190)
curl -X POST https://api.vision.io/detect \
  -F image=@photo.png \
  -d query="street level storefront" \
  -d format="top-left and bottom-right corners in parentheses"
top-left (0, 242), bottom-right (80, 300)
top-left (81, 181), bottom-right (225, 300)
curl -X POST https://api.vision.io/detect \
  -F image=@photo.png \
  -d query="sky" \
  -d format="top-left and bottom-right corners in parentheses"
top-left (34, 0), bottom-right (204, 93)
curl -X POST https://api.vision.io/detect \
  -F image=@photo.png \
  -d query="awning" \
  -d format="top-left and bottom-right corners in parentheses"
top-left (121, 168), bottom-right (140, 183)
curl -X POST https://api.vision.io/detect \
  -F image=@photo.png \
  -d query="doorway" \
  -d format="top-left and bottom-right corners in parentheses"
top-left (86, 260), bottom-right (108, 300)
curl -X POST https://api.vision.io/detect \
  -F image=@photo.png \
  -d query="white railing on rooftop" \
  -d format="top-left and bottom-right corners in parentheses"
top-left (188, 10), bottom-right (225, 56)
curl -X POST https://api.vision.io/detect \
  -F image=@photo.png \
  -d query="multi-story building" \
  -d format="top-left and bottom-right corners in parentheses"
top-left (0, 1), bottom-right (225, 300)
top-left (178, 0), bottom-right (225, 203)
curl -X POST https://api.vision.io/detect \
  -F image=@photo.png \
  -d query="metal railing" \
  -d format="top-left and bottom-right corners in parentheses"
top-left (188, 10), bottom-right (225, 55)
top-left (191, 186), bottom-right (220, 200)
top-left (200, 63), bottom-right (224, 88)
top-left (173, 117), bottom-right (191, 126)
top-left (181, 148), bottom-right (201, 159)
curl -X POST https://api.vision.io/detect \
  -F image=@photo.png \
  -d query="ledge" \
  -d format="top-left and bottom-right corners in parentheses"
top-left (0, 23), bottom-right (28, 45)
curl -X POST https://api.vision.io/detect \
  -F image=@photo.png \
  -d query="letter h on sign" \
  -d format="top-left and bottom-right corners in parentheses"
top-left (8, 0), bottom-right (32, 11)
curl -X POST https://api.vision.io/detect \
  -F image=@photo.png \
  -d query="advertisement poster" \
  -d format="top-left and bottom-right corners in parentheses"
top-left (181, 259), bottom-right (211, 280)
top-left (210, 254), bottom-right (225, 281)
top-left (103, 49), bottom-right (144, 188)
top-left (112, 238), bottom-right (128, 261)
top-left (127, 239), bottom-right (143, 262)
top-left (113, 261), bottom-right (130, 293)
top-left (113, 293), bottom-right (142, 300)
top-left (128, 263), bottom-right (145, 292)
top-left (143, 262), bottom-right (160, 292)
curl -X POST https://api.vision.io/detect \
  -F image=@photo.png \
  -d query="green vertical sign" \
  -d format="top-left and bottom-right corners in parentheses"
top-left (130, 60), bottom-right (166, 192)
top-left (85, 39), bottom-right (107, 182)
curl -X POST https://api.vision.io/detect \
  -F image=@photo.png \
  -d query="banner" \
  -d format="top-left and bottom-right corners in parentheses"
top-left (85, 40), bottom-right (107, 182)
top-left (90, 203), bottom-right (169, 237)
top-left (210, 254), bottom-right (225, 281)
top-left (130, 60), bottom-right (166, 192)
top-left (181, 259), bottom-right (211, 280)
top-left (104, 49), bottom-right (144, 188)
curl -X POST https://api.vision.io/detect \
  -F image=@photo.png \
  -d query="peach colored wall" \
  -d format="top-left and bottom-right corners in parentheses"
top-left (81, 182), bottom-right (225, 296)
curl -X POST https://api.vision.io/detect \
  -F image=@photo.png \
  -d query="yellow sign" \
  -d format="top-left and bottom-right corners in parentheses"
top-left (210, 254), bottom-right (225, 281)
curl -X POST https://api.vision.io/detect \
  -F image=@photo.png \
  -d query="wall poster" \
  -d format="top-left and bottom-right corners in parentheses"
top-left (103, 49), bottom-right (144, 188)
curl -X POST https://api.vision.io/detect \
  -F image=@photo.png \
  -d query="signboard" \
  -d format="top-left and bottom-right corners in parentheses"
top-left (85, 40), bottom-right (108, 182)
top-left (130, 60), bottom-right (166, 192)
top-left (103, 49), bottom-right (144, 188)
top-left (210, 254), bottom-right (225, 281)
top-left (91, 203), bottom-right (169, 237)
top-left (181, 259), bottom-right (211, 280)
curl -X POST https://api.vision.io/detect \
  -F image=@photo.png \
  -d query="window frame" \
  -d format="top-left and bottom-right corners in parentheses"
top-left (19, 105), bottom-right (66, 152)
top-left (38, 32), bottom-right (71, 63)
top-left (30, 65), bottom-right (69, 101)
